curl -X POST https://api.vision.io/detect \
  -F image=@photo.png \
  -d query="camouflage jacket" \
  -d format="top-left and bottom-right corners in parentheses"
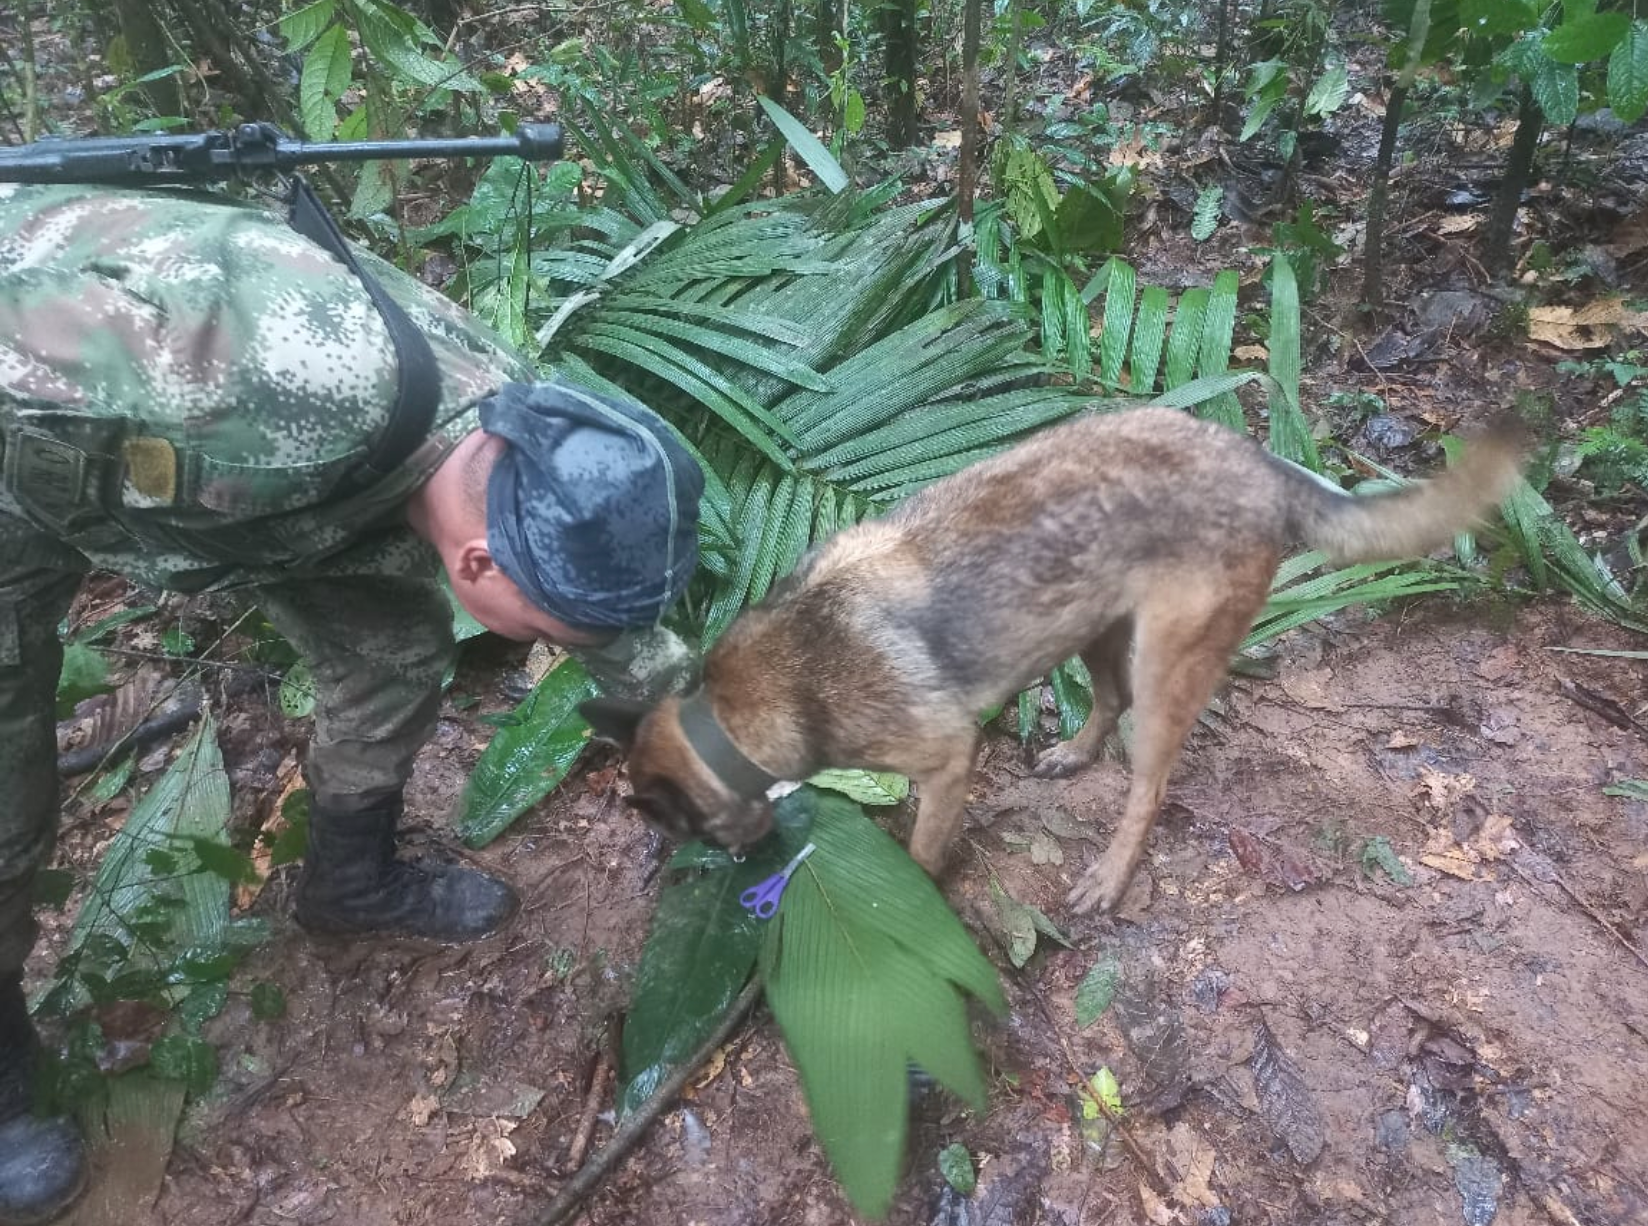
top-left (0, 182), bottom-right (535, 592)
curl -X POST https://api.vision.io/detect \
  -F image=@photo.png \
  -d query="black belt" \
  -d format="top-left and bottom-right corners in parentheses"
top-left (286, 176), bottom-right (442, 497)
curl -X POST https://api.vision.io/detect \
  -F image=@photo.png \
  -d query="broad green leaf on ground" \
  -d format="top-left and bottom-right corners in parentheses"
top-left (757, 96), bottom-right (849, 192)
top-left (56, 713), bottom-right (234, 1013)
top-left (987, 877), bottom-right (1072, 968)
top-left (1076, 954), bottom-right (1121, 1027)
top-left (457, 657), bottom-right (600, 847)
top-left (938, 1143), bottom-right (976, 1195)
top-left (620, 796), bottom-right (816, 1116)
top-left (759, 790), bottom-right (1003, 1219)
top-left (1603, 779), bottom-right (1648, 801)
top-left (57, 643), bottom-right (111, 718)
top-left (808, 770), bottom-right (910, 806)
top-left (1360, 835), bottom-right (1413, 885)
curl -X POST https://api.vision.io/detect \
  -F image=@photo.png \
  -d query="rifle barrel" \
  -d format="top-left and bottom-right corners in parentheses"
top-left (0, 123), bottom-right (564, 186)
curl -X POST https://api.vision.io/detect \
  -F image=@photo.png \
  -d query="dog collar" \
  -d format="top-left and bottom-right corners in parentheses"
top-left (677, 690), bottom-right (780, 799)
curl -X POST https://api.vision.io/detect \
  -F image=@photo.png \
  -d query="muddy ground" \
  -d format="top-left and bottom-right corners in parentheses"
top-left (29, 580), bottom-right (1648, 1226)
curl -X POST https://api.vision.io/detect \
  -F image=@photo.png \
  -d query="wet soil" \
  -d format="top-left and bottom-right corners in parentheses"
top-left (30, 593), bottom-right (1648, 1226)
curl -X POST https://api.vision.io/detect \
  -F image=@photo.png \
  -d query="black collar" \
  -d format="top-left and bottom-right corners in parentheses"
top-left (677, 690), bottom-right (780, 798)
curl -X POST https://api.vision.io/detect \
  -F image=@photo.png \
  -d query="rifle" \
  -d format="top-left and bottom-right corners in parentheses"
top-left (0, 121), bottom-right (567, 488)
top-left (0, 121), bottom-right (564, 185)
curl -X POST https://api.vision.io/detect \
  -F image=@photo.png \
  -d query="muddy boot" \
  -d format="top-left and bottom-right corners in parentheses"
top-left (292, 792), bottom-right (519, 942)
top-left (0, 974), bottom-right (87, 1226)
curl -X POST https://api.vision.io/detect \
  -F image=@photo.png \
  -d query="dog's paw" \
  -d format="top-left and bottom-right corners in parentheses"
top-left (1032, 742), bottom-right (1098, 779)
top-left (1068, 860), bottom-right (1130, 914)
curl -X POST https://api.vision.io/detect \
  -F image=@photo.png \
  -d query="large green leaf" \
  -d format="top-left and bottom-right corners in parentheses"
top-left (617, 853), bottom-right (781, 1116)
top-left (758, 791), bottom-right (1003, 1219)
top-left (1542, 11), bottom-right (1629, 64)
top-left (757, 96), bottom-right (849, 193)
top-left (1608, 21), bottom-right (1648, 123)
top-left (55, 713), bottom-right (235, 1015)
top-left (456, 658), bottom-right (600, 847)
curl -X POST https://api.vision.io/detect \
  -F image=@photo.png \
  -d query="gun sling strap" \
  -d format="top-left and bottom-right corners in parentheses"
top-left (286, 175), bottom-right (442, 495)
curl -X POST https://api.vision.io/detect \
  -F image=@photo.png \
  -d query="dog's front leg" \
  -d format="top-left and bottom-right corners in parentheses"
top-left (905, 735), bottom-right (980, 877)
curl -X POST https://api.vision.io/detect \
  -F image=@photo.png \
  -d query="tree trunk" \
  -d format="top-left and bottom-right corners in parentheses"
top-left (1000, 0), bottom-right (1025, 134)
top-left (882, 0), bottom-right (919, 148)
top-left (957, 0), bottom-right (982, 223)
top-left (1360, 79), bottom-right (1407, 313)
top-left (113, 0), bottom-right (184, 118)
top-left (1361, 0), bottom-right (1429, 313)
top-left (1210, 0), bottom-right (1232, 122)
top-left (1484, 84), bottom-right (1543, 276)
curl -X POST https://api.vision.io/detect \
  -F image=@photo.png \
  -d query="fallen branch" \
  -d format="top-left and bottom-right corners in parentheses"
top-left (1510, 859), bottom-right (1648, 974)
top-left (526, 977), bottom-right (763, 1226)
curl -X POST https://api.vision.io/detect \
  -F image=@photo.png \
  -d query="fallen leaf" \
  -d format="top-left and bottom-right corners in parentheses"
top-left (403, 1093), bottom-right (441, 1127)
top-left (1416, 765), bottom-right (1476, 812)
top-left (462, 1117), bottom-right (518, 1181)
top-left (1527, 299), bottom-right (1648, 350)
top-left (1234, 344), bottom-right (1270, 361)
top-left (1386, 730), bottom-right (1420, 749)
top-left (933, 129), bottom-right (962, 149)
top-left (1138, 1179), bottom-right (1180, 1224)
top-left (692, 1045), bottom-right (729, 1091)
top-left (1164, 1122), bottom-right (1220, 1209)
top-left (1250, 1016), bottom-right (1325, 1164)
top-left (1437, 214), bottom-right (1479, 235)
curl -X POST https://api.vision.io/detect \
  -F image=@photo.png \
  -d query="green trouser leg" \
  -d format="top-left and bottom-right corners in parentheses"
top-left (250, 574), bottom-right (454, 807)
top-left (0, 513), bottom-right (86, 978)
top-left (256, 574), bottom-right (518, 940)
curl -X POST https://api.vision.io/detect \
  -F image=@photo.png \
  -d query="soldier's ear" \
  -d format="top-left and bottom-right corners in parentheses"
top-left (579, 697), bottom-right (651, 749)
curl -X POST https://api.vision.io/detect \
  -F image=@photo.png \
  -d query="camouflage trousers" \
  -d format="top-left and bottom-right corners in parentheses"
top-left (0, 510), bottom-right (454, 975)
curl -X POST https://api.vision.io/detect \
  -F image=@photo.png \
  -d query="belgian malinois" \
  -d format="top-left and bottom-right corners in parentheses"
top-left (582, 407), bottom-right (1523, 913)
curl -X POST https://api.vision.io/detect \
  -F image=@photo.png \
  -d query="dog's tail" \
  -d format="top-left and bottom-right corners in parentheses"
top-left (1283, 418), bottom-right (1526, 565)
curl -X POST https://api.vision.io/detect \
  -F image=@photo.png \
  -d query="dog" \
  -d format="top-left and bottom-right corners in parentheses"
top-left (581, 406), bottom-right (1524, 913)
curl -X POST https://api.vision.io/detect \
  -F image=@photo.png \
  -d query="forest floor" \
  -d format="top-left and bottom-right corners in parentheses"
top-left (15, 14), bottom-right (1648, 1226)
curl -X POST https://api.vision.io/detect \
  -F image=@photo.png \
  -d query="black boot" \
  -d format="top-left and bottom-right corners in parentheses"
top-left (293, 792), bottom-right (519, 942)
top-left (0, 974), bottom-right (87, 1226)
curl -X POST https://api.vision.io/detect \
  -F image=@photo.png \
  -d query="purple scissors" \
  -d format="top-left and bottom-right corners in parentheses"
top-left (739, 842), bottom-right (817, 920)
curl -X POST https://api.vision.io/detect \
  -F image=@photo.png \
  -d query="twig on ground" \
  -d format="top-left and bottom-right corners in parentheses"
top-left (526, 977), bottom-right (763, 1226)
top-left (961, 888), bottom-right (1168, 1197)
top-left (1510, 859), bottom-right (1648, 973)
top-left (556, 1027), bottom-right (616, 1175)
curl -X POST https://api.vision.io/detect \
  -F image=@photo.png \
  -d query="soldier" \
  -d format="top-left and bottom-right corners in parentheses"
top-left (0, 181), bottom-right (703, 1224)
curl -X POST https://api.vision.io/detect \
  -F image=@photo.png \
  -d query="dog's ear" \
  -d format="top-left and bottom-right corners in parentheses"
top-left (579, 697), bottom-right (651, 749)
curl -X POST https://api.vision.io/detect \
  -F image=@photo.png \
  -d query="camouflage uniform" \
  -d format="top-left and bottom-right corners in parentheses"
top-left (0, 182), bottom-right (681, 974)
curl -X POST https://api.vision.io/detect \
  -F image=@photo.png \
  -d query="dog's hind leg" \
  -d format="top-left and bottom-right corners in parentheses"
top-left (905, 731), bottom-right (982, 877)
top-left (1068, 570), bottom-right (1271, 914)
top-left (1033, 618), bottom-right (1134, 779)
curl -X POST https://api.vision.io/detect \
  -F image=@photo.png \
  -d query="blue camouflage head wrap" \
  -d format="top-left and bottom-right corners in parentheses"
top-left (479, 379), bottom-right (703, 631)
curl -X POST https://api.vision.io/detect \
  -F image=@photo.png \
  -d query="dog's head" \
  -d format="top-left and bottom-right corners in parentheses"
top-left (580, 695), bottom-right (775, 852)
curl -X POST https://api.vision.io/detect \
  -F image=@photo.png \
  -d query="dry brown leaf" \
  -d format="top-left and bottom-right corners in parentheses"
top-left (235, 752), bottom-right (302, 912)
top-left (1528, 300), bottom-right (1648, 350)
top-left (1604, 209), bottom-right (1648, 258)
top-left (932, 130), bottom-right (962, 149)
top-left (1386, 730), bottom-right (1420, 750)
top-left (462, 1118), bottom-right (518, 1181)
top-left (1437, 215), bottom-right (1479, 235)
top-left (1421, 851), bottom-right (1479, 880)
top-left (1234, 343), bottom-right (1269, 361)
top-left (1138, 1179), bottom-right (1180, 1224)
top-left (1164, 1122), bottom-right (1220, 1209)
top-left (403, 1093), bottom-right (441, 1127)
top-left (692, 1045), bottom-right (729, 1091)
top-left (1416, 764), bottom-right (1476, 811)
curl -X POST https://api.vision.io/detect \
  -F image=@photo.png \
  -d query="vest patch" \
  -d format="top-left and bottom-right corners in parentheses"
top-left (123, 436), bottom-right (178, 502)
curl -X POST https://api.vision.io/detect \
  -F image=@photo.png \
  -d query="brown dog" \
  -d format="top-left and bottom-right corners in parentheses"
top-left (582, 406), bottom-right (1523, 913)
